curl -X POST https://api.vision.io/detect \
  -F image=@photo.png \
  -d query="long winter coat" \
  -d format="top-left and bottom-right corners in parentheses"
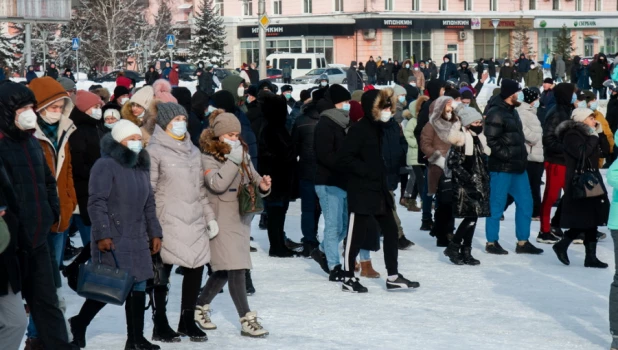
top-left (147, 126), bottom-right (215, 268)
top-left (200, 131), bottom-right (268, 271)
top-left (397, 60), bottom-right (412, 85)
top-left (413, 69), bottom-right (425, 90)
top-left (556, 120), bottom-right (610, 229)
top-left (346, 61), bottom-right (364, 91)
top-left (578, 66), bottom-right (591, 90)
top-left (594, 110), bottom-right (614, 168)
top-left (439, 54), bottom-right (458, 82)
top-left (589, 54), bottom-right (609, 89)
top-left (414, 80), bottom-right (443, 164)
top-left (543, 83), bottom-right (575, 165)
top-left (487, 60), bottom-right (497, 78)
top-left (524, 67), bottom-right (544, 88)
top-left (404, 115), bottom-right (419, 166)
top-left (457, 62), bottom-right (474, 85)
top-left (516, 103), bottom-right (544, 163)
top-left (382, 118), bottom-right (407, 191)
top-left (145, 67), bottom-right (160, 86)
top-left (365, 60), bottom-right (377, 77)
top-left (0, 156), bottom-right (22, 296)
top-left (88, 134), bottom-right (162, 282)
top-left (570, 56), bottom-right (581, 84)
top-left (555, 55), bottom-right (566, 80)
top-left (484, 97), bottom-right (528, 174)
top-left (292, 101), bottom-right (320, 182)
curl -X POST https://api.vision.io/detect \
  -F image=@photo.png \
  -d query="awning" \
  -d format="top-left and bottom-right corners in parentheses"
top-left (178, 4), bottom-right (192, 9)
top-left (586, 35), bottom-right (601, 40)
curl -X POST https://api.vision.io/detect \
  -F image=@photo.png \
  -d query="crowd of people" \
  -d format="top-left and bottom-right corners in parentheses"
top-left (1, 51), bottom-right (618, 350)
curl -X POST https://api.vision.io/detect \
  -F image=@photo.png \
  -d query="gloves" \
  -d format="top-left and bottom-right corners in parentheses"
top-left (207, 220), bottom-right (219, 240)
top-left (434, 156), bottom-right (446, 170)
top-left (225, 145), bottom-right (243, 165)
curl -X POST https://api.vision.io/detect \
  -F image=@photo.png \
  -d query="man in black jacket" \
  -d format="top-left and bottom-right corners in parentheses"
top-left (539, 83), bottom-right (576, 242)
top-left (292, 91), bottom-right (322, 256)
top-left (484, 79), bottom-right (544, 256)
top-left (198, 65), bottom-right (216, 96)
top-left (439, 54), bottom-right (458, 82)
top-left (336, 88), bottom-right (419, 293)
top-left (365, 56), bottom-right (377, 85)
top-left (248, 63), bottom-right (259, 84)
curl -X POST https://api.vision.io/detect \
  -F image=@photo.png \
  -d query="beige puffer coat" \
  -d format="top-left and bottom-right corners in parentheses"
top-left (147, 125), bottom-right (215, 268)
top-left (516, 103), bottom-right (544, 163)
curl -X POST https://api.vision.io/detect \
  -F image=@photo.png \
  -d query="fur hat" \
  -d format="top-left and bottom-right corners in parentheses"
top-left (328, 84), bottom-right (351, 105)
top-left (571, 107), bottom-right (594, 123)
top-left (155, 102), bottom-right (188, 129)
top-left (522, 88), bottom-right (539, 104)
top-left (112, 119), bottom-right (142, 142)
top-left (152, 79), bottom-right (177, 103)
top-left (211, 111), bottom-right (241, 137)
top-left (362, 88), bottom-right (396, 121)
top-left (393, 84), bottom-right (407, 97)
top-left (75, 90), bottom-right (102, 113)
top-left (130, 85), bottom-right (154, 109)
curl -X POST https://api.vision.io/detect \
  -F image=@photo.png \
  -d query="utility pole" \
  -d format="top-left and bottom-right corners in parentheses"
top-left (258, 0), bottom-right (267, 79)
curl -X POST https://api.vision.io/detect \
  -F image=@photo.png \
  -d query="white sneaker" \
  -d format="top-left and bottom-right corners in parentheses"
top-left (240, 311), bottom-right (269, 338)
top-left (195, 304), bottom-right (217, 330)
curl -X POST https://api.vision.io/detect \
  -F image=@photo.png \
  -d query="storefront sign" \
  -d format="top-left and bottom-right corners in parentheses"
top-left (479, 18), bottom-right (534, 30)
top-left (355, 18), bottom-right (471, 30)
top-left (534, 18), bottom-right (618, 29)
top-left (237, 24), bottom-right (355, 38)
top-left (441, 19), bottom-right (470, 29)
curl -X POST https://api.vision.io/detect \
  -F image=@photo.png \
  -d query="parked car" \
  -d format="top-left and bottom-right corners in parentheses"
top-left (266, 68), bottom-right (282, 83)
top-left (341, 68), bottom-right (368, 84)
top-left (93, 70), bottom-right (144, 83)
top-left (293, 67), bottom-right (348, 85)
top-left (266, 53), bottom-right (328, 79)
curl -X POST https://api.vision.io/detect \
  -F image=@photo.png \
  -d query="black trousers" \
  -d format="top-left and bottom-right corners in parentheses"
top-left (344, 211), bottom-right (398, 278)
top-left (505, 161), bottom-right (544, 218)
top-left (431, 178), bottom-right (455, 242)
top-left (163, 264), bottom-right (204, 311)
top-left (452, 217), bottom-right (478, 247)
top-left (266, 202), bottom-right (289, 254)
top-left (283, 78), bottom-right (291, 84)
top-left (565, 227), bottom-right (598, 243)
top-left (399, 173), bottom-right (409, 199)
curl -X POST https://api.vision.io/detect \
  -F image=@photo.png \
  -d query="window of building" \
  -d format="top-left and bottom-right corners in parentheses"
top-left (595, 0), bottom-right (601, 10)
top-left (538, 29), bottom-right (562, 58)
top-left (274, 0), bottom-right (282, 14)
top-left (392, 29), bottom-right (431, 62)
top-left (385, 0), bottom-right (393, 11)
top-left (214, 0), bottom-right (224, 16)
top-left (474, 30), bottom-right (510, 60)
top-left (242, 40), bottom-right (302, 65)
top-left (464, 0), bottom-right (471, 10)
top-left (304, 0), bottom-right (312, 13)
top-left (439, 0), bottom-right (446, 11)
top-left (529, 0), bottom-right (535, 10)
top-left (412, 0), bottom-right (419, 10)
top-left (241, 41), bottom-right (259, 66)
top-left (334, 0), bottom-right (344, 11)
top-left (575, 0), bottom-right (582, 11)
top-left (552, 0), bottom-right (559, 10)
top-left (307, 39), bottom-right (334, 63)
top-left (489, 0), bottom-right (497, 11)
top-left (605, 30), bottom-right (617, 53)
top-left (243, 0), bottom-right (253, 16)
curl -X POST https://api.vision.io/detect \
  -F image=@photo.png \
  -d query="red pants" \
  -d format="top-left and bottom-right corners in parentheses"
top-left (540, 162), bottom-right (566, 233)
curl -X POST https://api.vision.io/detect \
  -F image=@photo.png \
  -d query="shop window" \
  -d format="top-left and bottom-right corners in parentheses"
top-left (334, 0), bottom-right (344, 12)
top-left (529, 0), bottom-right (535, 10)
top-left (595, 0), bottom-right (601, 10)
top-left (489, 0), bottom-right (497, 11)
top-left (474, 30), bottom-right (510, 60)
top-left (392, 29), bottom-right (431, 63)
top-left (243, 0), bottom-right (253, 16)
top-left (605, 30), bottom-right (617, 54)
top-left (385, 0), bottom-right (393, 11)
top-left (464, 0), bottom-right (472, 11)
top-left (306, 39), bottom-right (334, 63)
top-left (304, 0), bottom-right (312, 13)
top-left (273, 0), bottom-right (282, 14)
top-left (214, 0), bottom-right (224, 16)
top-left (575, 0), bottom-right (582, 11)
top-left (439, 0), bottom-right (446, 11)
top-left (412, 0), bottom-right (419, 10)
top-left (552, 0), bottom-right (559, 10)
top-left (241, 41), bottom-right (259, 66)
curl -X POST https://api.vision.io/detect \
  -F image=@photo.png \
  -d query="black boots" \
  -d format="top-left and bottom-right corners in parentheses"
top-left (63, 242), bottom-right (92, 292)
top-left (460, 246), bottom-right (480, 265)
top-left (584, 242), bottom-right (608, 268)
top-left (552, 237), bottom-right (573, 265)
top-left (125, 291), bottom-right (161, 350)
top-left (177, 309), bottom-right (208, 342)
top-left (443, 242), bottom-right (464, 265)
top-left (151, 286), bottom-right (180, 343)
top-left (70, 299), bottom-right (106, 348)
top-left (246, 269), bottom-right (256, 295)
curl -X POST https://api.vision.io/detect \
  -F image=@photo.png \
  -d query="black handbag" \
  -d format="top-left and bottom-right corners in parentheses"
top-left (146, 253), bottom-right (169, 292)
top-left (77, 250), bottom-right (135, 306)
top-left (572, 145), bottom-right (606, 199)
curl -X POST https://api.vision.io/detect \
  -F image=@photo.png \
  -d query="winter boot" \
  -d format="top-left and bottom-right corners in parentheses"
top-left (552, 237), bottom-right (573, 266)
top-left (245, 269), bottom-right (256, 295)
top-left (360, 260), bottom-right (380, 278)
top-left (301, 241), bottom-right (318, 258)
top-left (24, 338), bottom-right (44, 350)
top-left (240, 311), bottom-right (269, 338)
top-left (407, 201), bottom-right (421, 212)
top-left (460, 246), bottom-right (480, 266)
top-left (151, 287), bottom-right (180, 343)
top-left (195, 304), bottom-right (217, 330)
top-left (177, 309), bottom-right (207, 342)
top-left (420, 219), bottom-right (433, 231)
top-left (584, 242), bottom-right (608, 268)
top-left (70, 299), bottom-right (106, 348)
top-left (310, 248), bottom-right (330, 274)
top-left (443, 242), bottom-right (464, 265)
top-left (397, 235), bottom-right (414, 250)
top-left (125, 291), bottom-right (161, 350)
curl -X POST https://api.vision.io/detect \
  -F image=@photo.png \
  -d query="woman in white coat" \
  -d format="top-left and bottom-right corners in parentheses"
top-left (146, 102), bottom-right (217, 343)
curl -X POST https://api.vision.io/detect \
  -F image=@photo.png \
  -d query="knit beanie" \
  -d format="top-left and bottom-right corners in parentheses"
top-left (328, 84), bottom-right (351, 105)
top-left (500, 79), bottom-right (521, 99)
top-left (444, 89), bottom-right (461, 100)
top-left (393, 84), bottom-right (407, 97)
top-left (300, 89), bottom-right (311, 102)
top-left (351, 90), bottom-right (364, 102)
top-left (103, 108), bottom-right (121, 121)
top-left (461, 90), bottom-right (474, 101)
top-left (112, 119), bottom-right (142, 142)
top-left (130, 85), bottom-right (154, 109)
top-left (114, 86), bottom-right (131, 99)
top-left (212, 112), bottom-right (241, 137)
top-left (349, 100), bottom-right (363, 123)
top-left (571, 107), bottom-right (594, 123)
top-left (408, 76), bottom-right (417, 83)
top-left (522, 88), bottom-right (539, 104)
top-left (75, 90), bottom-right (102, 113)
top-left (156, 102), bottom-right (188, 130)
top-left (456, 105), bottom-right (482, 127)
top-left (56, 77), bottom-right (76, 92)
top-left (543, 78), bottom-right (554, 84)
top-left (153, 79), bottom-right (177, 103)
top-left (29, 77), bottom-right (69, 111)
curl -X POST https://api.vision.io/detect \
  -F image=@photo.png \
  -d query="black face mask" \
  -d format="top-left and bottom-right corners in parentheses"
top-left (469, 125), bottom-right (483, 134)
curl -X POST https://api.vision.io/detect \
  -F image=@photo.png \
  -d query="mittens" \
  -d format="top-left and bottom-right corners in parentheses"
top-left (207, 220), bottom-right (219, 240)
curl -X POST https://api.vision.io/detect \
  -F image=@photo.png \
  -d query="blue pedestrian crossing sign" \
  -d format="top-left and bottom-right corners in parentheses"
top-left (72, 38), bottom-right (80, 51)
top-left (166, 34), bottom-right (175, 49)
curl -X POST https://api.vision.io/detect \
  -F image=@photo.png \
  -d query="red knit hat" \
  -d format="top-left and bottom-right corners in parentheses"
top-left (75, 90), bottom-right (102, 113)
top-left (349, 100), bottom-right (363, 123)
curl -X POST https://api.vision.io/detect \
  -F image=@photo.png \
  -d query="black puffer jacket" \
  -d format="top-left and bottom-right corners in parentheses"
top-left (0, 156), bottom-right (23, 296)
top-left (484, 97), bottom-right (528, 173)
top-left (68, 107), bottom-right (106, 226)
top-left (589, 53), bottom-right (609, 89)
top-left (415, 79), bottom-right (444, 164)
top-left (542, 83), bottom-right (575, 165)
top-left (314, 108), bottom-right (348, 189)
top-left (458, 61), bottom-right (474, 85)
top-left (198, 70), bottom-right (215, 96)
top-left (382, 118), bottom-right (407, 191)
top-left (292, 101), bottom-right (320, 181)
top-left (0, 82), bottom-right (58, 249)
top-left (607, 93), bottom-right (618, 135)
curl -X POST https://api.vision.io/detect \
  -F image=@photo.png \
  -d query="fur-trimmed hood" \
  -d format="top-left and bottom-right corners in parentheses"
top-left (369, 88), bottom-right (397, 121)
top-left (198, 109), bottom-right (233, 163)
top-left (99, 133), bottom-right (150, 170)
top-left (429, 96), bottom-right (461, 145)
top-left (556, 119), bottom-right (592, 141)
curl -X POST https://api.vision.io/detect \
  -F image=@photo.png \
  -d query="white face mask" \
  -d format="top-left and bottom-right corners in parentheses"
top-left (530, 65), bottom-right (536, 69)
top-left (445, 112), bottom-right (453, 120)
top-left (320, 81), bottom-right (328, 87)
top-left (119, 97), bottom-right (129, 106)
top-left (505, 63), bottom-right (510, 67)
top-left (127, 140), bottom-right (142, 153)
top-left (451, 101), bottom-right (461, 109)
top-left (105, 121), bottom-right (118, 129)
top-left (16, 109), bottom-right (37, 130)
top-left (380, 110), bottom-right (392, 122)
top-left (410, 82), bottom-right (417, 87)
top-left (223, 138), bottom-right (241, 149)
top-left (170, 121), bottom-right (187, 137)
top-left (41, 110), bottom-right (62, 124)
top-left (237, 87), bottom-right (245, 97)
top-left (414, 67), bottom-right (419, 71)
top-left (90, 108), bottom-right (102, 120)
top-left (445, 59), bottom-right (450, 63)
top-left (137, 111), bottom-right (145, 119)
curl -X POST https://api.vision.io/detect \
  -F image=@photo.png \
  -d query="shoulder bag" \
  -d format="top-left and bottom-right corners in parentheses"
top-left (77, 250), bottom-right (135, 306)
top-left (572, 145), bottom-right (606, 199)
top-left (238, 159), bottom-right (264, 216)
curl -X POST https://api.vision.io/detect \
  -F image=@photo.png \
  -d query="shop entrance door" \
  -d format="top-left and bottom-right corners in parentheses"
top-left (447, 44), bottom-right (458, 63)
top-left (584, 38), bottom-right (594, 57)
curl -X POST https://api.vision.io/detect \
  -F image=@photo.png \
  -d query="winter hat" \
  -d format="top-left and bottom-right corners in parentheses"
top-left (152, 79), bottom-right (177, 103)
top-left (543, 78), bottom-right (554, 84)
top-left (492, 88), bottom-right (501, 97)
top-left (459, 86), bottom-right (473, 95)
top-left (312, 88), bottom-right (327, 102)
top-left (113, 86), bottom-right (130, 99)
top-left (56, 77), bottom-right (76, 92)
top-left (444, 89), bottom-right (461, 100)
top-left (461, 90), bottom-right (474, 101)
top-left (88, 84), bottom-right (103, 92)
top-left (582, 59), bottom-right (590, 65)
top-left (103, 108), bottom-right (121, 121)
top-left (281, 85), bottom-right (293, 93)
top-left (29, 77), bottom-right (70, 111)
top-left (582, 90), bottom-right (596, 102)
top-left (300, 89), bottom-right (311, 102)
top-left (414, 63), bottom-right (419, 68)
top-left (408, 76), bottom-right (417, 83)
top-left (75, 90), bottom-right (102, 113)
top-left (155, 102), bottom-right (188, 130)
top-left (363, 84), bottom-right (375, 92)
top-left (93, 87), bottom-right (110, 104)
top-left (393, 84), bottom-right (407, 97)
top-left (351, 90), bottom-right (364, 102)
top-left (130, 85), bottom-right (154, 109)
top-left (211, 112), bottom-right (241, 137)
top-left (500, 79), bottom-right (521, 99)
top-left (112, 119), bottom-right (142, 143)
top-left (245, 85), bottom-right (259, 98)
top-left (522, 88), bottom-right (539, 104)
top-left (457, 105), bottom-right (482, 127)
top-left (349, 100), bottom-right (363, 123)
top-left (571, 107), bottom-right (594, 123)
top-left (328, 84), bottom-right (351, 105)
top-left (116, 75), bottom-right (132, 89)
top-left (361, 89), bottom-right (381, 119)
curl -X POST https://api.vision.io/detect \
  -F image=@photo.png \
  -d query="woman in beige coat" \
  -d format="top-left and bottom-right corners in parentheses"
top-left (146, 102), bottom-right (217, 343)
top-left (195, 110), bottom-right (271, 338)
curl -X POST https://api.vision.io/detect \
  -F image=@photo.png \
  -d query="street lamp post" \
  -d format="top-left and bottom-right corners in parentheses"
top-left (491, 19), bottom-right (500, 60)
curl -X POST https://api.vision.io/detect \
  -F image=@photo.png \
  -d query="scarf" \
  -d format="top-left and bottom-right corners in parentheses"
top-left (463, 128), bottom-right (491, 156)
top-left (321, 109), bottom-right (350, 132)
top-left (38, 119), bottom-right (59, 150)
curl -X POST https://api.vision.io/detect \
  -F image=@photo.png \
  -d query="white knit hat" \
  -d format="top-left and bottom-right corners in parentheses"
top-left (103, 108), bottom-right (121, 121)
top-left (111, 120), bottom-right (142, 143)
top-left (571, 107), bottom-right (594, 123)
top-left (129, 85), bottom-right (154, 109)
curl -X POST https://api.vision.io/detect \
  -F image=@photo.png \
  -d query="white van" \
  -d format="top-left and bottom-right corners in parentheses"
top-left (266, 53), bottom-right (328, 79)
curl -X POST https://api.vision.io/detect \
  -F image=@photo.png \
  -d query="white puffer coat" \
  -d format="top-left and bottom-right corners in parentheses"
top-left (516, 103), bottom-right (544, 163)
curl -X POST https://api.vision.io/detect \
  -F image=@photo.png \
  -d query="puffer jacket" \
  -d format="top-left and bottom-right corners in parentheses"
top-left (543, 83), bottom-right (575, 165)
top-left (484, 96), bottom-right (528, 173)
top-left (404, 116), bottom-right (419, 166)
top-left (525, 67), bottom-right (544, 87)
top-left (516, 103), bottom-right (543, 163)
top-left (292, 101), bottom-right (320, 181)
top-left (314, 108), bottom-right (349, 189)
top-left (382, 118), bottom-right (407, 191)
top-left (147, 125), bottom-right (215, 268)
top-left (439, 54), bottom-right (458, 82)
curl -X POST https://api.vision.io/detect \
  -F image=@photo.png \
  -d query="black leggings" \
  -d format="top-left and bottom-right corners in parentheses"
top-left (399, 173), bottom-right (409, 199)
top-left (163, 264), bottom-right (204, 311)
top-left (197, 270), bottom-right (250, 317)
top-left (452, 218), bottom-right (478, 247)
top-left (565, 227), bottom-right (598, 244)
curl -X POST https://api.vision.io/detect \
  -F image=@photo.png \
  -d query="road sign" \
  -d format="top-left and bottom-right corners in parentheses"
top-left (259, 14), bottom-right (270, 29)
top-left (71, 38), bottom-right (80, 51)
top-left (166, 34), bottom-right (175, 49)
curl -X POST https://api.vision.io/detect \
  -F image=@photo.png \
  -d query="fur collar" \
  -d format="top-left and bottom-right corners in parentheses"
top-left (555, 119), bottom-right (592, 141)
top-left (199, 110), bottom-right (232, 163)
top-left (120, 99), bottom-right (158, 137)
top-left (100, 133), bottom-right (150, 170)
top-left (371, 88), bottom-right (397, 121)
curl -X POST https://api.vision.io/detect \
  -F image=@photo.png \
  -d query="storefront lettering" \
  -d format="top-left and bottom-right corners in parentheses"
top-left (573, 20), bottom-right (596, 27)
top-left (251, 26), bottom-right (284, 34)
top-left (384, 19), bottom-right (413, 26)
top-left (443, 20), bottom-right (470, 26)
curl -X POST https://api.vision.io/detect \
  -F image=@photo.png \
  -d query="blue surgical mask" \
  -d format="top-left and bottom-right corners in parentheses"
top-left (170, 121), bottom-right (187, 137)
top-left (590, 101), bottom-right (598, 111)
top-left (405, 64), bottom-right (410, 69)
top-left (127, 140), bottom-right (142, 153)
top-left (341, 103), bottom-right (351, 111)
top-left (105, 121), bottom-right (118, 129)
top-left (398, 96), bottom-right (406, 103)
top-left (246, 97), bottom-right (252, 104)
top-left (320, 81), bottom-right (328, 87)
top-left (205, 105), bottom-right (216, 116)
top-left (517, 91), bottom-right (525, 102)
top-left (571, 93), bottom-right (577, 104)
top-left (285, 93), bottom-right (292, 100)
top-left (576, 101), bottom-right (587, 108)
top-left (533, 100), bottom-right (540, 108)
top-left (463, 103), bottom-right (470, 108)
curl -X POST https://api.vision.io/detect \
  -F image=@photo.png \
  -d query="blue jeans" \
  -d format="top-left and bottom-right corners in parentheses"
top-left (421, 167), bottom-right (433, 221)
top-left (299, 180), bottom-right (321, 244)
top-left (71, 214), bottom-right (92, 245)
top-left (133, 280), bottom-right (147, 292)
top-left (485, 171), bottom-right (533, 243)
top-left (593, 87), bottom-right (607, 100)
top-left (359, 249), bottom-right (371, 261)
top-left (488, 77), bottom-right (496, 84)
top-left (315, 185), bottom-right (348, 270)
